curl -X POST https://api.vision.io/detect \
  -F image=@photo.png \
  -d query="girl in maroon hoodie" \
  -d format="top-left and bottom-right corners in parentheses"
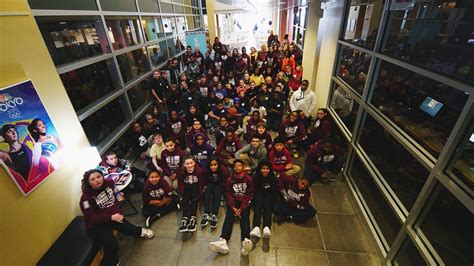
top-left (244, 110), bottom-right (264, 140)
top-left (278, 111), bottom-right (307, 151)
top-left (80, 169), bottom-right (154, 266)
top-left (209, 159), bottom-right (254, 256)
top-left (201, 157), bottom-right (229, 229)
top-left (176, 156), bottom-right (206, 233)
top-left (307, 108), bottom-right (333, 147)
top-left (142, 170), bottom-right (177, 228)
top-left (274, 174), bottom-right (316, 224)
top-left (160, 138), bottom-right (186, 192)
top-left (215, 128), bottom-right (242, 166)
top-left (167, 110), bottom-right (187, 149)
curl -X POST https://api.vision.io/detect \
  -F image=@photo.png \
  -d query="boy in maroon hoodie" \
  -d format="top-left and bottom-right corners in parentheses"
top-left (80, 169), bottom-right (154, 266)
top-left (304, 137), bottom-right (344, 183)
top-left (142, 170), bottom-right (177, 228)
top-left (268, 136), bottom-right (301, 175)
top-left (160, 138), bottom-right (186, 192)
top-left (274, 173), bottom-right (316, 224)
top-left (176, 156), bottom-right (206, 233)
top-left (244, 110), bottom-right (263, 141)
top-left (167, 110), bottom-right (188, 149)
top-left (215, 128), bottom-right (242, 166)
top-left (209, 159), bottom-right (254, 256)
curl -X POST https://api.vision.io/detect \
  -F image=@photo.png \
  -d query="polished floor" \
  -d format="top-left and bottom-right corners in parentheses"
top-left (116, 154), bottom-right (381, 265)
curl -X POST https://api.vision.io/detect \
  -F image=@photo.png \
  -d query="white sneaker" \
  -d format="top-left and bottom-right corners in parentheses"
top-left (240, 238), bottom-right (252, 256)
top-left (140, 228), bottom-right (155, 239)
top-left (250, 226), bottom-right (261, 238)
top-left (262, 226), bottom-right (271, 238)
top-left (209, 237), bottom-right (230, 254)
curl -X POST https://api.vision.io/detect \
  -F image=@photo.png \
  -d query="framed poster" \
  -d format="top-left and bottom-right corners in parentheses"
top-left (0, 80), bottom-right (62, 195)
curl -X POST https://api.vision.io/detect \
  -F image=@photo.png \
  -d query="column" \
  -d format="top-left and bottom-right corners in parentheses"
top-left (205, 0), bottom-right (217, 42)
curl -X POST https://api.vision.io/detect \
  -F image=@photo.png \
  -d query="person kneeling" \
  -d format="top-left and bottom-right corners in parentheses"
top-left (274, 174), bottom-right (316, 225)
top-left (80, 169), bottom-right (154, 266)
top-left (209, 160), bottom-right (254, 256)
top-left (142, 170), bottom-right (178, 228)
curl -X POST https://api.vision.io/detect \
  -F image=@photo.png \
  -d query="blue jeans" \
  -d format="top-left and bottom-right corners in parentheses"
top-left (204, 183), bottom-right (222, 215)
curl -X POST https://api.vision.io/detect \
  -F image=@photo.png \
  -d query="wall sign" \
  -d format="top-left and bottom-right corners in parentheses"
top-left (0, 80), bottom-right (62, 195)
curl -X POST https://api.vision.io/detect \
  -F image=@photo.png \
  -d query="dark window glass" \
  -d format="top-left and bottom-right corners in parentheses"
top-left (137, 0), bottom-right (159, 13)
top-left (192, 8), bottom-right (200, 15)
top-left (174, 4), bottom-right (184, 13)
top-left (35, 16), bottom-right (108, 66)
top-left (193, 16), bottom-right (201, 28)
top-left (447, 119), bottom-right (474, 192)
top-left (349, 154), bottom-right (402, 247)
top-left (337, 45), bottom-right (371, 94)
top-left (382, 0), bottom-right (474, 85)
top-left (418, 185), bottom-right (474, 265)
top-left (331, 117), bottom-right (350, 157)
top-left (370, 61), bottom-right (469, 157)
top-left (343, 0), bottom-right (385, 49)
top-left (191, 0), bottom-right (199, 8)
top-left (28, 0), bottom-right (97, 10)
top-left (360, 115), bottom-right (430, 210)
top-left (127, 79), bottom-right (152, 112)
top-left (330, 85), bottom-right (359, 132)
top-left (100, 0), bottom-right (137, 11)
top-left (166, 37), bottom-right (178, 56)
top-left (107, 133), bottom-right (130, 159)
top-left (116, 48), bottom-right (151, 84)
top-left (60, 59), bottom-right (120, 112)
top-left (81, 96), bottom-right (128, 146)
top-left (105, 17), bottom-right (144, 50)
top-left (394, 238), bottom-right (426, 266)
top-left (148, 41), bottom-right (169, 66)
top-left (142, 17), bottom-right (165, 41)
top-left (160, 2), bottom-right (174, 13)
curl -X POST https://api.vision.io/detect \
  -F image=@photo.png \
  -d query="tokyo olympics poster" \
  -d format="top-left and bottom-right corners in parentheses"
top-left (0, 80), bottom-right (62, 195)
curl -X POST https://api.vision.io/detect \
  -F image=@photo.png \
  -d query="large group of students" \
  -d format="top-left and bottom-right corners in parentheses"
top-left (80, 32), bottom-right (345, 266)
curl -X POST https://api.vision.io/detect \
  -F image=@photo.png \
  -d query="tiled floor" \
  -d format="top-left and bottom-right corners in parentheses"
top-left (117, 171), bottom-right (381, 265)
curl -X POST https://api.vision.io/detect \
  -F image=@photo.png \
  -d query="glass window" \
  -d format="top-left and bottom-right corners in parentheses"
top-left (193, 16), bottom-right (201, 29)
top-left (166, 37), bottom-right (178, 56)
top-left (191, 0), bottom-right (199, 8)
top-left (176, 16), bottom-right (187, 34)
top-left (382, 0), bottom-right (474, 85)
top-left (417, 185), bottom-right (473, 265)
top-left (127, 79), bottom-right (152, 112)
top-left (337, 45), bottom-right (371, 95)
top-left (447, 119), bottom-right (474, 192)
top-left (28, 0), bottom-right (97, 10)
top-left (359, 115), bottom-right (430, 211)
top-left (160, 2), bottom-right (174, 13)
top-left (300, 7), bottom-right (307, 28)
top-left (330, 84), bottom-right (359, 132)
top-left (162, 17), bottom-right (177, 36)
top-left (116, 48), bottom-right (151, 84)
top-left (185, 6), bottom-right (192, 15)
top-left (60, 59), bottom-right (121, 112)
top-left (349, 154), bottom-right (402, 247)
top-left (186, 16), bottom-right (195, 30)
top-left (174, 4), bottom-right (184, 13)
top-left (370, 61), bottom-right (469, 157)
top-left (177, 34), bottom-right (186, 50)
top-left (105, 17), bottom-right (144, 50)
top-left (343, 0), bottom-right (385, 49)
top-left (147, 40), bottom-right (169, 66)
top-left (394, 237), bottom-right (426, 266)
top-left (183, 0), bottom-right (191, 5)
top-left (137, 0), bottom-right (159, 13)
top-left (192, 8), bottom-right (200, 15)
top-left (107, 133), bottom-right (131, 159)
top-left (100, 0), bottom-right (137, 11)
top-left (81, 96), bottom-right (129, 146)
top-left (141, 17), bottom-right (165, 41)
top-left (35, 16), bottom-right (108, 66)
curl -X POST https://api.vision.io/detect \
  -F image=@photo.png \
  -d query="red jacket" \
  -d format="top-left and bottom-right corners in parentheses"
top-left (224, 172), bottom-right (254, 210)
top-left (268, 147), bottom-right (292, 172)
top-left (176, 165), bottom-right (206, 195)
top-left (305, 142), bottom-right (343, 175)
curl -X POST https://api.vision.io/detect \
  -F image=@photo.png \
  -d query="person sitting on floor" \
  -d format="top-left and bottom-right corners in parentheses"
top-left (160, 138), bottom-right (186, 193)
top-left (268, 136), bottom-right (301, 176)
top-left (235, 136), bottom-right (268, 171)
top-left (304, 137), bottom-right (344, 183)
top-left (215, 128), bottom-right (242, 166)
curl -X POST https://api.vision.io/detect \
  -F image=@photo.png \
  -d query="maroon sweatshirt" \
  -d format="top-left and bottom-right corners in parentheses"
top-left (167, 117), bottom-right (187, 140)
top-left (142, 178), bottom-right (173, 205)
top-left (160, 148), bottom-right (186, 176)
top-left (80, 179), bottom-right (121, 231)
top-left (176, 165), bottom-right (206, 195)
top-left (277, 173), bottom-right (311, 210)
top-left (215, 135), bottom-right (242, 157)
top-left (305, 141), bottom-right (343, 175)
top-left (224, 172), bottom-right (254, 210)
top-left (278, 119), bottom-right (307, 144)
top-left (268, 147), bottom-right (293, 172)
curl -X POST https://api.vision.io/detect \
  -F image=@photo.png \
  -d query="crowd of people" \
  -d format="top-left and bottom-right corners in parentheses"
top-left (80, 33), bottom-right (345, 265)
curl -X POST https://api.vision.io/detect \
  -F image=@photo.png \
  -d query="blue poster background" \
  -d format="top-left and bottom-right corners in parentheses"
top-left (185, 31), bottom-right (207, 55)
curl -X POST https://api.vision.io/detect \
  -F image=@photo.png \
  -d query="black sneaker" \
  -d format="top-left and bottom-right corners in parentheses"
top-left (200, 213), bottom-right (209, 227)
top-left (145, 213), bottom-right (161, 228)
top-left (210, 214), bottom-right (218, 229)
top-left (275, 215), bottom-right (292, 225)
top-left (179, 218), bottom-right (188, 232)
top-left (187, 216), bottom-right (197, 232)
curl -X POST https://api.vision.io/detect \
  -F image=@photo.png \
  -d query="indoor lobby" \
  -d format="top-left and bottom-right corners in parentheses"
top-left (0, 0), bottom-right (472, 265)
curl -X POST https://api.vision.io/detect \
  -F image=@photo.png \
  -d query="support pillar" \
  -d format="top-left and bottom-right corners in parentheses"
top-left (205, 0), bottom-right (217, 42)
